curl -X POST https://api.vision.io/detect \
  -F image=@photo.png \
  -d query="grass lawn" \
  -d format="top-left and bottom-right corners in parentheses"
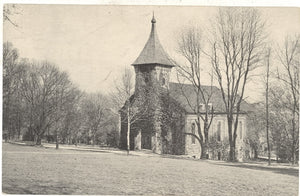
top-left (2, 143), bottom-right (298, 195)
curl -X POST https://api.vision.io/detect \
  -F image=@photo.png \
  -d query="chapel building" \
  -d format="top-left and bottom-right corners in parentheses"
top-left (119, 15), bottom-right (251, 161)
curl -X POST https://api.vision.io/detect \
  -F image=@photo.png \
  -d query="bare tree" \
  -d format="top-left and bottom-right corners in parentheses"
top-left (54, 86), bottom-right (81, 149)
top-left (70, 102), bottom-right (84, 146)
top-left (111, 67), bottom-right (149, 155)
top-left (3, 42), bottom-right (18, 140)
top-left (265, 48), bottom-right (271, 165)
top-left (81, 93), bottom-right (110, 146)
top-left (176, 26), bottom-right (214, 159)
top-left (3, 42), bottom-right (26, 141)
top-left (276, 35), bottom-right (299, 164)
top-left (209, 8), bottom-right (266, 161)
top-left (246, 103), bottom-right (264, 159)
top-left (112, 68), bottom-right (134, 155)
top-left (20, 61), bottom-right (75, 145)
top-left (268, 83), bottom-right (298, 162)
top-left (60, 90), bottom-right (83, 145)
top-left (3, 4), bottom-right (21, 27)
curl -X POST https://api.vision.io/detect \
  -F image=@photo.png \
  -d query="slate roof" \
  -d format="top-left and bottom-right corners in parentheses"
top-left (132, 16), bottom-right (174, 67)
top-left (169, 82), bottom-right (253, 114)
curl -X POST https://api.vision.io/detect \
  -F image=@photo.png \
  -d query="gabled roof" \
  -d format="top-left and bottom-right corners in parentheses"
top-left (169, 82), bottom-right (253, 114)
top-left (132, 15), bottom-right (174, 67)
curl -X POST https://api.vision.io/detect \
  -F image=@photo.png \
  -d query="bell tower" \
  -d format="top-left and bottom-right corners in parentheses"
top-left (132, 14), bottom-right (174, 154)
top-left (132, 14), bottom-right (174, 95)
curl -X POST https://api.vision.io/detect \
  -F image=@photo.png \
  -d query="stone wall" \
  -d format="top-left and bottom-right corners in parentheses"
top-left (119, 107), bottom-right (153, 151)
top-left (184, 118), bottom-right (201, 159)
top-left (185, 114), bottom-right (248, 161)
top-left (161, 93), bottom-right (186, 155)
top-left (119, 64), bottom-right (186, 155)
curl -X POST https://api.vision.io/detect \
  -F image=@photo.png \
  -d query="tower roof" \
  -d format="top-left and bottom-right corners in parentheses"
top-left (132, 15), bottom-right (174, 67)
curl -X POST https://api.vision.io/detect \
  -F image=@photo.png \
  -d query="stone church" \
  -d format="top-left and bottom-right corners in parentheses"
top-left (119, 16), bottom-right (251, 161)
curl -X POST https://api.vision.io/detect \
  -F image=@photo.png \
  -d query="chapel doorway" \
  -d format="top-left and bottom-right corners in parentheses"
top-left (141, 133), bottom-right (151, 149)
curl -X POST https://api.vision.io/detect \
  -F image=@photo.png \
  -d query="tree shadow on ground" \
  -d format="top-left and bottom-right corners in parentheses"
top-left (211, 162), bottom-right (299, 177)
top-left (2, 186), bottom-right (33, 194)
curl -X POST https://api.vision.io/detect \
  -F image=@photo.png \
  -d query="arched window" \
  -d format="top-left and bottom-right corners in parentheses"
top-left (199, 104), bottom-right (204, 111)
top-left (191, 123), bottom-right (196, 144)
top-left (208, 103), bottom-right (213, 111)
top-left (217, 121), bottom-right (221, 141)
top-left (162, 77), bottom-right (166, 86)
top-left (239, 121), bottom-right (243, 139)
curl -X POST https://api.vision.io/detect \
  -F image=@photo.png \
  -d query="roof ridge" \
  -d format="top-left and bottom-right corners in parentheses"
top-left (169, 82), bottom-right (219, 89)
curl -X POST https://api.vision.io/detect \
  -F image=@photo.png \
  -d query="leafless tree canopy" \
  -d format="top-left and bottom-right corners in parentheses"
top-left (111, 68), bottom-right (135, 111)
top-left (3, 42), bottom-right (24, 140)
top-left (19, 61), bottom-right (78, 145)
top-left (81, 93), bottom-right (112, 146)
top-left (209, 8), bottom-right (266, 161)
top-left (3, 42), bottom-right (119, 147)
top-left (176, 26), bottom-right (214, 159)
top-left (111, 68), bottom-right (142, 154)
top-left (277, 35), bottom-right (299, 109)
top-left (2, 7), bottom-right (299, 164)
top-left (3, 4), bottom-right (21, 27)
top-left (276, 35), bottom-right (299, 164)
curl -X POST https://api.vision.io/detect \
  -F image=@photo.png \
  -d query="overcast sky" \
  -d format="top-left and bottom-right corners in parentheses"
top-left (4, 5), bottom-right (300, 102)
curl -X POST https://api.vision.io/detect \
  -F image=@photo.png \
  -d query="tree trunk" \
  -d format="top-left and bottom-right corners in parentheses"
top-left (203, 122), bottom-right (209, 159)
top-left (229, 142), bottom-right (235, 161)
top-left (127, 107), bottom-right (130, 155)
top-left (75, 134), bottom-right (78, 147)
top-left (6, 94), bottom-right (11, 141)
top-left (56, 131), bottom-right (59, 149)
top-left (266, 50), bottom-right (271, 166)
top-left (228, 117), bottom-right (236, 161)
top-left (93, 133), bottom-right (96, 146)
top-left (201, 143), bottom-right (207, 159)
top-left (292, 111), bottom-right (296, 165)
top-left (254, 148), bottom-right (258, 159)
top-left (36, 134), bottom-right (42, 145)
top-left (17, 111), bottom-right (21, 141)
top-left (17, 128), bottom-right (21, 141)
top-left (195, 118), bottom-right (205, 159)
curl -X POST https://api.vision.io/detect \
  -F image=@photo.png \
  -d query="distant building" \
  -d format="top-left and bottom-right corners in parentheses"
top-left (119, 15), bottom-right (251, 161)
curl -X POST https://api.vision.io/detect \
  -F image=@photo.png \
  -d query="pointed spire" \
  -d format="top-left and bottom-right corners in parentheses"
top-left (151, 12), bottom-right (156, 23)
top-left (132, 14), bottom-right (174, 67)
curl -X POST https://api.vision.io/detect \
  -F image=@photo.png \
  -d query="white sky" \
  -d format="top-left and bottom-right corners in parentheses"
top-left (3, 4), bottom-right (300, 103)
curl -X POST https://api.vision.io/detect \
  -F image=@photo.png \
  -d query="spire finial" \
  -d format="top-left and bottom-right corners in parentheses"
top-left (151, 11), bottom-right (156, 23)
